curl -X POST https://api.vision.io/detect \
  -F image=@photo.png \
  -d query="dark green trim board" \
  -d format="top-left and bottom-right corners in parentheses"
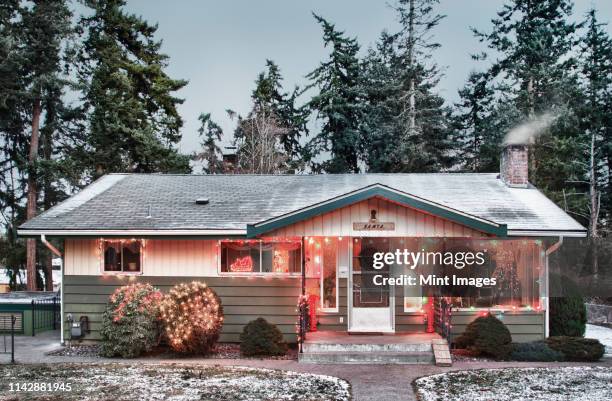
top-left (247, 184), bottom-right (507, 237)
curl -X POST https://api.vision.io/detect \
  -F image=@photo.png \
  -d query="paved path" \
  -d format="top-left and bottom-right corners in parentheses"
top-left (2, 331), bottom-right (612, 401)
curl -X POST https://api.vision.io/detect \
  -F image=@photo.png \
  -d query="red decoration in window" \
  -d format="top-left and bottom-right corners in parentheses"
top-left (230, 256), bottom-right (253, 272)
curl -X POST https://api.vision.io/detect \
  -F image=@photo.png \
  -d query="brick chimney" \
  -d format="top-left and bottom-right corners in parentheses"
top-left (500, 144), bottom-right (528, 188)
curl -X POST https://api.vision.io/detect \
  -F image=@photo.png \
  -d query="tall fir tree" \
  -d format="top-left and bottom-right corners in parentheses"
top-left (577, 9), bottom-right (612, 237)
top-left (78, 0), bottom-right (190, 178)
top-left (306, 14), bottom-right (363, 173)
top-left (472, 0), bottom-right (582, 199)
top-left (0, 0), bottom-right (74, 290)
top-left (361, 0), bottom-right (454, 172)
top-left (194, 113), bottom-right (224, 174)
top-left (0, 0), bottom-right (28, 289)
top-left (453, 71), bottom-right (495, 172)
top-left (360, 31), bottom-right (404, 172)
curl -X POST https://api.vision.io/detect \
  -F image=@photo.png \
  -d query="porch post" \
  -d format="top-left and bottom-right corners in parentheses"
top-left (301, 237), bottom-right (306, 296)
top-left (300, 237), bottom-right (306, 353)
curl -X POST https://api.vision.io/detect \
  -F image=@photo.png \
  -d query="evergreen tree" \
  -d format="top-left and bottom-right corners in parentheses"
top-left (576, 9), bottom-right (612, 237)
top-left (360, 31), bottom-right (404, 172)
top-left (361, 0), bottom-right (454, 172)
top-left (251, 60), bottom-right (308, 170)
top-left (0, 0), bottom-right (73, 290)
top-left (306, 14), bottom-right (363, 173)
top-left (453, 71), bottom-right (495, 171)
top-left (472, 0), bottom-right (582, 193)
top-left (78, 0), bottom-right (190, 178)
top-left (194, 113), bottom-right (224, 174)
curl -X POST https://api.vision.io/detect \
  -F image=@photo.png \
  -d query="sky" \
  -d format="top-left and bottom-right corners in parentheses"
top-left (116, 0), bottom-right (612, 155)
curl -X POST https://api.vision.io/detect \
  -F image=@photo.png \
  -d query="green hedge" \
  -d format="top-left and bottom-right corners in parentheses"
top-left (454, 313), bottom-right (512, 360)
top-left (549, 273), bottom-right (586, 337)
top-left (240, 318), bottom-right (287, 357)
top-left (545, 336), bottom-right (604, 362)
top-left (511, 341), bottom-right (564, 362)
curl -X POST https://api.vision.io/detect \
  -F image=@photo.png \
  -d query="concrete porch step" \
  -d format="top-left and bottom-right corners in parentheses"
top-left (302, 342), bottom-right (432, 353)
top-left (299, 351), bottom-right (434, 364)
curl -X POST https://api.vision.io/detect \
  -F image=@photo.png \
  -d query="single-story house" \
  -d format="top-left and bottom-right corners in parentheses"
top-left (18, 145), bottom-right (586, 348)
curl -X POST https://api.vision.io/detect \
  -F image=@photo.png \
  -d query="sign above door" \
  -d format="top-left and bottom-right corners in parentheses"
top-left (353, 210), bottom-right (395, 231)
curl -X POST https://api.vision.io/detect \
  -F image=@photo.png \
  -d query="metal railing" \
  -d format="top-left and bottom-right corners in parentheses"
top-left (31, 295), bottom-right (60, 336)
top-left (0, 314), bottom-right (16, 363)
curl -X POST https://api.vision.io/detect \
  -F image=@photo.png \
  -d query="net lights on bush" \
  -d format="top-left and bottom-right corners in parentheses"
top-left (109, 283), bottom-right (162, 323)
top-left (160, 281), bottom-right (224, 354)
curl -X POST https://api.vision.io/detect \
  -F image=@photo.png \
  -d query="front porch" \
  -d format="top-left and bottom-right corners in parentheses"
top-left (299, 331), bottom-right (448, 365)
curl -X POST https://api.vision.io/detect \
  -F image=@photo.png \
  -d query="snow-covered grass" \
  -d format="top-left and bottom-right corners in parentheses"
top-left (414, 367), bottom-right (612, 401)
top-left (0, 363), bottom-right (351, 401)
top-left (586, 324), bottom-right (612, 356)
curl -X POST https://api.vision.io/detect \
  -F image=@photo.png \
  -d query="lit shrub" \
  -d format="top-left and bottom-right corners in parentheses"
top-left (511, 341), bottom-right (564, 362)
top-left (454, 313), bottom-right (512, 359)
top-left (161, 281), bottom-right (224, 354)
top-left (545, 336), bottom-right (605, 362)
top-left (240, 317), bottom-right (287, 357)
top-left (100, 283), bottom-right (163, 358)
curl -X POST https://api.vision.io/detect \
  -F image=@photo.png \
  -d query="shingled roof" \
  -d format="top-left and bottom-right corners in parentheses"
top-left (18, 173), bottom-right (586, 237)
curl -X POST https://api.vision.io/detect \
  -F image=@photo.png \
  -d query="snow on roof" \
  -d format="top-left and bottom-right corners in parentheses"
top-left (0, 291), bottom-right (58, 304)
top-left (19, 173), bottom-right (585, 235)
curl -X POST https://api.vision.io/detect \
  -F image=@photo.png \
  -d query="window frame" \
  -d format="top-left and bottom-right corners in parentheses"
top-left (99, 239), bottom-right (144, 275)
top-left (218, 239), bottom-right (302, 277)
top-left (403, 272), bottom-right (424, 313)
top-left (319, 239), bottom-right (339, 313)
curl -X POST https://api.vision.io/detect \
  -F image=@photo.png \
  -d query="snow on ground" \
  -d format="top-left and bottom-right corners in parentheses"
top-left (586, 324), bottom-right (612, 356)
top-left (0, 364), bottom-right (350, 401)
top-left (414, 367), bottom-right (612, 401)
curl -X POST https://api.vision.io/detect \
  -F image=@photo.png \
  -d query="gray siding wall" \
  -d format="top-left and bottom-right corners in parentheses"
top-left (64, 275), bottom-right (301, 343)
top-left (395, 296), bottom-right (427, 333)
top-left (64, 275), bottom-right (545, 343)
top-left (450, 310), bottom-right (545, 343)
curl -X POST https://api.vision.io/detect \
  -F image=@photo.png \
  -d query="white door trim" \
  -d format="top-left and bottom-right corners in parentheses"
top-left (348, 237), bottom-right (394, 333)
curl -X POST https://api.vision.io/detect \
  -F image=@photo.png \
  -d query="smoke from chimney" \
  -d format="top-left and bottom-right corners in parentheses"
top-left (503, 113), bottom-right (557, 145)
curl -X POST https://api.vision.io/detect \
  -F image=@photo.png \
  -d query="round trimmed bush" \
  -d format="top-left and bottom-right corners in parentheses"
top-left (240, 317), bottom-right (288, 357)
top-left (161, 281), bottom-right (224, 354)
top-left (453, 313), bottom-right (512, 359)
top-left (100, 283), bottom-right (163, 358)
top-left (545, 336), bottom-right (605, 361)
top-left (549, 273), bottom-right (587, 337)
top-left (511, 341), bottom-right (564, 362)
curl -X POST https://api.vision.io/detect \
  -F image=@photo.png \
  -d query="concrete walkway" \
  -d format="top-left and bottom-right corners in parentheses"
top-left (2, 332), bottom-right (611, 401)
top-left (1, 330), bottom-right (61, 364)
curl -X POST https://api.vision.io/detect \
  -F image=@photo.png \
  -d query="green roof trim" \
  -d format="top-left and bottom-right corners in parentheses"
top-left (246, 184), bottom-right (507, 238)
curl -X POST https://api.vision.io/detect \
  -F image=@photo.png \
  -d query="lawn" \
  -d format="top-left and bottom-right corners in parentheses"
top-left (0, 363), bottom-right (350, 401)
top-left (414, 367), bottom-right (612, 401)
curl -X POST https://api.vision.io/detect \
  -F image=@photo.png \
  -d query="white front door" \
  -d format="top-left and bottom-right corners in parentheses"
top-left (349, 238), bottom-right (394, 333)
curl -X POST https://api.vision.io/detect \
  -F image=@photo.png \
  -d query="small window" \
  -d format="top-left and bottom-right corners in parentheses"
top-left (102, 240), bottom-right (142, 273)
top-left (220, 240), bottom-right (260, 273)
top-left (262, 241), bottom-right (301, 274)
top-left (220, 240), bottom-right (301, 274)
